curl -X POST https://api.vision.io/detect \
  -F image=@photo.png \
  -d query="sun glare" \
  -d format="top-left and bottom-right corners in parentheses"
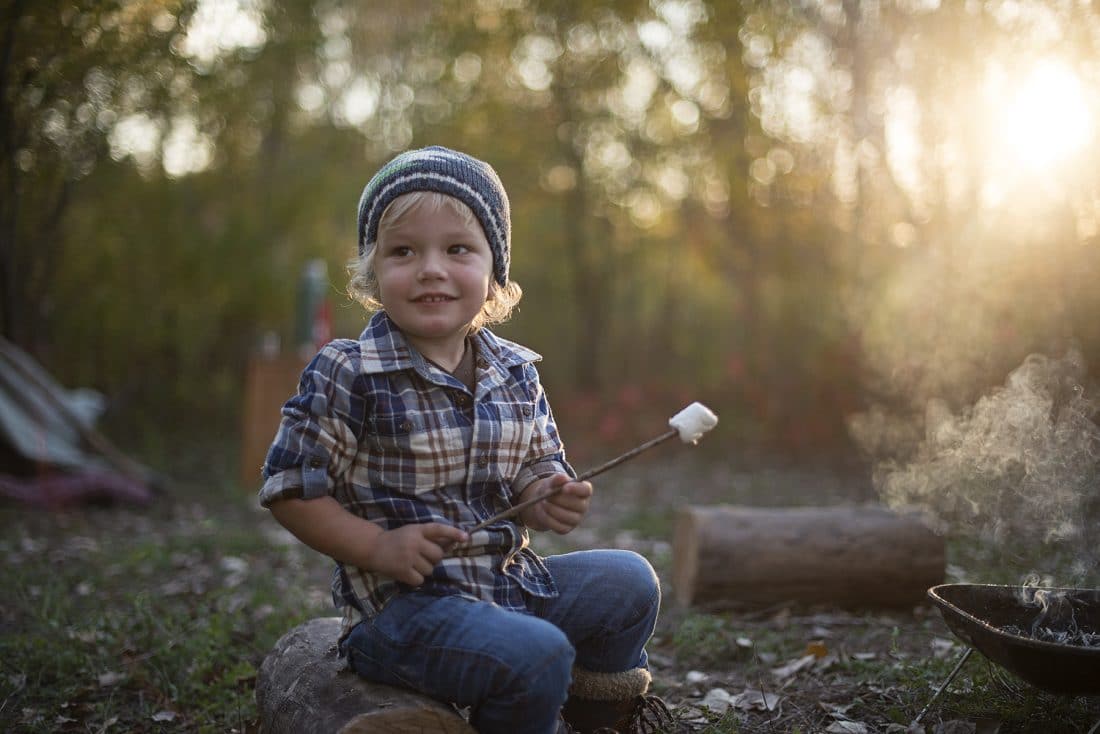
top-left (990, 59), bottom-right (1092, 171)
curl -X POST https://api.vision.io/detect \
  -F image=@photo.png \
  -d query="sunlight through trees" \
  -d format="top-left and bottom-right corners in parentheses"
top-left (3, 0), bottom-right (1099, 468)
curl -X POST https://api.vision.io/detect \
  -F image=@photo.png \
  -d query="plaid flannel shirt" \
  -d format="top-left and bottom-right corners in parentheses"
top-left (260, 311), bottom-right (572, 637)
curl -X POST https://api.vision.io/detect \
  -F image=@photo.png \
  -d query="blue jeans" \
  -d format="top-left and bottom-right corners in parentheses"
top-left (341, 549), bottom-right (660, 734)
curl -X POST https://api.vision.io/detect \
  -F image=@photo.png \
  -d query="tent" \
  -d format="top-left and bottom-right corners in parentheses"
top-left (0, 337), bottom-right (153, 507)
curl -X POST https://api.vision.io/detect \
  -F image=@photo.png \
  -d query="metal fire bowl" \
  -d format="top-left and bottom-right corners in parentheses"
top-left (928, 583), bottom-right (1100, 695)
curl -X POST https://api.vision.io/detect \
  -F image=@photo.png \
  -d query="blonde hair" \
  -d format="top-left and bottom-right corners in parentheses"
top-left (347, 191), bottom-right (522, 330)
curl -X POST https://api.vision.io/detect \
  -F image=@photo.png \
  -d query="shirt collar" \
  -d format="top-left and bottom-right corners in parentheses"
top-left (356, 311), bottom-right (542, 376)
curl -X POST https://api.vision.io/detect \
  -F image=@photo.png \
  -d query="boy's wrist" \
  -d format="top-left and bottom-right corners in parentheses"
top-left (516, 480), bottom-right (549, 531)
top-left (349, 523), bottom-right (386, 571)
top-left (516, 504), bottom-right (538, 530)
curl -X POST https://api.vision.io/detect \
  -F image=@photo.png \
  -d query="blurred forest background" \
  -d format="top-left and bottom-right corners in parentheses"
top-left (4, 0), bottom-right (1100, 490)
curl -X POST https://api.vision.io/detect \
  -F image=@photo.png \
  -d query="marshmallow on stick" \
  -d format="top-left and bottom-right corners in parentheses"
top-left (469, 402), bottom-right (718, 532)
top-left (669, 401), bottom-right (720, 444)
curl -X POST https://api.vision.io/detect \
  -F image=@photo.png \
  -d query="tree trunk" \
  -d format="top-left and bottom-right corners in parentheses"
top-left (256, 617), bottom-right (474, 734)
top-left (672, 505), bottom-right (944, 610)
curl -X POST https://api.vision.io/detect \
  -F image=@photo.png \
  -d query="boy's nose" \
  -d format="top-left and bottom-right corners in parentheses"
top-left (416, 252), bottom-right (446, 280)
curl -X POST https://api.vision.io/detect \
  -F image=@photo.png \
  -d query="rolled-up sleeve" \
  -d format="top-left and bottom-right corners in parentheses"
top-left (259, 342), bottom-right (365, 507)
top-left (511, 366), bottom-right (573, 495)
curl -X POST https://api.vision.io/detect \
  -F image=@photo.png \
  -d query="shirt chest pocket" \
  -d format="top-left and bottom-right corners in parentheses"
top-left (366, 412), bottom-right (470, 494)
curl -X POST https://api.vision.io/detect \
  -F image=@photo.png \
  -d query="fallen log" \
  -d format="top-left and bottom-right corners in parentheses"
top-left (672, 504), bottom-right (944, 609)
top-left (256, 617), bottom-right (474, 734)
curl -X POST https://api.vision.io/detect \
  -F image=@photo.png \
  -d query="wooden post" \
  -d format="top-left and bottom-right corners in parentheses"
top-left (239, 353), bottom-right (307, 489)
top-left (256, 617), bottom-right (474, 734)
top-left (672, 505), bottom-right (945, 609)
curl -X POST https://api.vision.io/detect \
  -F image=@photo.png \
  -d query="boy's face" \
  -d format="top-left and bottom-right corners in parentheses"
top-left (375, 198), bottom-right (493, 360)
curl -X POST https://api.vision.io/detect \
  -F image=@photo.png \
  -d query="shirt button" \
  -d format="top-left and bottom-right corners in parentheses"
top-left (476, 358), bottom-right (488, 369)
top-left (456, 394), bottom-right (469, 407)
top-left (476, 455), bottom-right (489, 468)
top-left (400, 420), bottom-right (413, 432)
top-left (522, 406), bottom-right (533, 417)
top-left (308, 458), bottom-right (322, 468)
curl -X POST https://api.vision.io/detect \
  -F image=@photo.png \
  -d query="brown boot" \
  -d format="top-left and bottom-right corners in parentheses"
top-left (561, 667), bottom-right (677, 734)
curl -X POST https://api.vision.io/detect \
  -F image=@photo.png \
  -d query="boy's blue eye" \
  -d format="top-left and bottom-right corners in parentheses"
top-left (449, 244), bottom-right (470, 254)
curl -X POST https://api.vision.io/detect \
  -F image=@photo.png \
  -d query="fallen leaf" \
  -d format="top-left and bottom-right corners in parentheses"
top-left (97, 671), bottom-right (127, 687)
top-left (221, 556), bottom-right (248, 573)
top-left (936, 721), bottom-right (976, 734)
top-left (806, 640), bottom-right (829, 658)
top-left (852, 652), bottom-right (877, 661)
top-left (826, 722), bottom-right (869, 733)
top-left (674, 704), bottom-right (711, 725)
top-left (700, 687), bottom-right (737, 713)
top-left (685, 670), bottom-right (708, 684)
top-left (71, 628), bottom-right (105, 644)
top-left (151, 711), bottom-right (177, 722)
top-left (771, 654), bottom-right (816, 679)
top-left (735, 636), bottom-right (753, 648)
top-left (679, 712), bottom-right (710, 725)
top-left (731, 688), bottom-right (780, 712)
top-left (931, 637), bottom-right (958, 659)
top-left (221, 556), bottom-right (249, 588)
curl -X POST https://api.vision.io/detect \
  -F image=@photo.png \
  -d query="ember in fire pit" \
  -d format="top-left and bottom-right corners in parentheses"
top-left (1001, 585), bottom-right (1100, 648)
top-left (928, 583), bottom-right (1100, 695)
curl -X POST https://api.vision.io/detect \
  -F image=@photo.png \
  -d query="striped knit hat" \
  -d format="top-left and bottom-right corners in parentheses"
top-left (356, 146), bottom-right (511, 286)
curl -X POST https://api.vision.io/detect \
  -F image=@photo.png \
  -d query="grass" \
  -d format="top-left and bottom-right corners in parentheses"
top-left (1, 459), bottom-right (1098, 733)
top-left (0, 480), bottom-right (332, 733)
top-left (656, 585), bottom-right (1100, 732)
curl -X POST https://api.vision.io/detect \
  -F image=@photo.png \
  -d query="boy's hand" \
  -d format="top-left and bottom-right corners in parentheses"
top-left (518, 473), bottom-right (593, 534)
top-left (369, 523), bottom-right (468, 587)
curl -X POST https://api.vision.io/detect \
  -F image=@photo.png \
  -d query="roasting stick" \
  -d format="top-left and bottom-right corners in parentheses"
top-left (469, 402), bottom-right (718, 533)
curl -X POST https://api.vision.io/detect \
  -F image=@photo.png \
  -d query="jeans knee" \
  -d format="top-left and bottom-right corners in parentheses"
top-left (501, 623), bottom-right (575, 708)
top-left (616, 550), bottom-right (661, 610)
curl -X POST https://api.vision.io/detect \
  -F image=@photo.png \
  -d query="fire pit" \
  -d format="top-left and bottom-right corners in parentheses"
top-left (928, 583), bottom-right (1100, 695)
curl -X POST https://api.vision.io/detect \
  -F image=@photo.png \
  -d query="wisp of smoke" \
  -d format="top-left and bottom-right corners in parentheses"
top-left (851, 349), bottom-right (1100, 567)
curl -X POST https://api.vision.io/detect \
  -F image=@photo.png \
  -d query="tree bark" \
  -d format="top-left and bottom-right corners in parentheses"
top-left (256, 617), bottom-right (474, 734)
top-left (672, 505), bottom-right (944, 610)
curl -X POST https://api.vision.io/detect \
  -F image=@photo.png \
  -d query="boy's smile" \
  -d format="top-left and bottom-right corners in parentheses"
top-left (376, 199), bottom-right (493, 368)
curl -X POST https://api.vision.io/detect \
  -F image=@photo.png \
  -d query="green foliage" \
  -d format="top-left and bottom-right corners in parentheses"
top-left (4, 0), bottom-right (1100, 478)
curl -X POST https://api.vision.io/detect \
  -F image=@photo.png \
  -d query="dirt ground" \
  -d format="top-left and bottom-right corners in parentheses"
top-left (6, 453), bottom-right (1098, 733)
top-left (532, 456), bottom-right (1100, 733)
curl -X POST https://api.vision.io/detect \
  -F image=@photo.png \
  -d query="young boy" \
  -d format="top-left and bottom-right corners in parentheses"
top-left (260, 146), bottom-right (673, 734)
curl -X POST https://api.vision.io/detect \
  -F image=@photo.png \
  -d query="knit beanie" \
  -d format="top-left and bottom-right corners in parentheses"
top-left (356, 146), bottom-right (512, 286)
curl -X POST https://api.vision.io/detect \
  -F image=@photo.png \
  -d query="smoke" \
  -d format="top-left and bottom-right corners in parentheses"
top-left (850, 349), bottom-right (1100, 574)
